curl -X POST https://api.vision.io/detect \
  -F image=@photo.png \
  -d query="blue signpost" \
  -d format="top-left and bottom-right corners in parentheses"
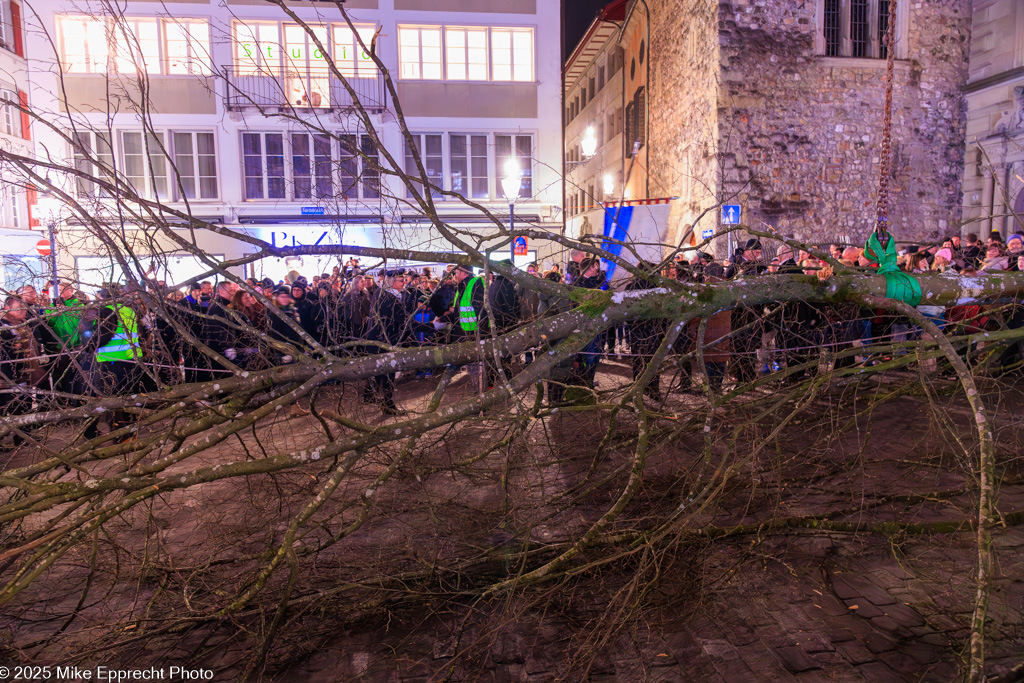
top-left (721, 204), bottom-right (741, 225)
top-left (701, 227), bottom-right (715, 240)
top-left (301, 206), bottom-right (325, 216)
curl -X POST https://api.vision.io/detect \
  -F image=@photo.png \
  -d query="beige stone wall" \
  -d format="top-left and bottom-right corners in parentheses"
top-left (646, 0), bottom-right (720, 251)
top-left (647, 0), bottom-right (972, 252)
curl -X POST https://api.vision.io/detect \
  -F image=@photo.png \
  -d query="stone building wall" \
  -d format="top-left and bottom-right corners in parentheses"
top-left (646, 0), bottom-right (721, 250)
top-left (646, 0), bottom-right (972, 254)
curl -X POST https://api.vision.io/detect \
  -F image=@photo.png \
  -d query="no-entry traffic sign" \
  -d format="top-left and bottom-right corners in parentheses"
top-left (36, 239), bottom-right (52, 256)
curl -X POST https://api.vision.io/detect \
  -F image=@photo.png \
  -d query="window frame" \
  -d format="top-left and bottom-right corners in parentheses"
top-left (444, 26), bottom-right (489, 81)
top-left (71, 130), bottom-right (114, 200)
top-left (113, 16), bottom-right (162, 75)
top-left (241, 131), bottom-right (287, 201)
top-left (398, 25), bottom-right (443, 80)
top-left (404, 131), bottom-right (535, 201)
top-left (0, 88), bottom-right (20, 137)
top-left (169, 130), bottom-right (218, 201)
top-left (397, 24), bottom-right (535, 83)
top-left (119, 129), bottom-right (169, 200)
top-left (164, 18), bottom-right (212, 76)
top-left (56, 15), bottom-right (111, 74)
top-left (331, 24), bottom-right (378, 79)
top-left (241, 131), bottom-right (380, 203)
top-left (815, 0), bottom-right (907, 60)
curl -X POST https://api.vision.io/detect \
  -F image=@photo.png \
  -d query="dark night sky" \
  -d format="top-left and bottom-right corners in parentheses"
top-left (563, 0), bottom-right (610, 60)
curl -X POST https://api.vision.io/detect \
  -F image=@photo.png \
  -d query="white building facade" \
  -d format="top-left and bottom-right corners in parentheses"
top-left (0, 0), bottom-right (41, 291)
top-left (21, 0), bottom-right (562, 289)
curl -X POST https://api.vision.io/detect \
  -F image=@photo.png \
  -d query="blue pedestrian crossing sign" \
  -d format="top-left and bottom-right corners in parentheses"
top-left (721, 204), bottom-right (741, 225)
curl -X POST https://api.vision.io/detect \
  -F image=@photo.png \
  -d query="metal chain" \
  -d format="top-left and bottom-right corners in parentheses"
top-left (875, 0), bottom-right (898, 248)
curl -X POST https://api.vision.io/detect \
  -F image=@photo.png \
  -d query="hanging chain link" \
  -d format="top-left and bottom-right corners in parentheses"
top-left (875, 0), bottom-right (898, 248)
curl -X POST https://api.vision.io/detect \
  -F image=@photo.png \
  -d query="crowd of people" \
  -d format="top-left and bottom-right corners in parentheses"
top-left (2, 230), bottom-right (1024, 431)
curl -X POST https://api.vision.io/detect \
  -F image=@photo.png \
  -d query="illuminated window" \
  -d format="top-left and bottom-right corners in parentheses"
top-left (332, 25), bottom-right (378, 78)
top-left (398, 26), bottom-right (442, 80)
top-left (165, 19), bottom-right (211, 75)
top-left (114, 17), bottom-right (161, 74)
top-left (71, 131), bottom-right (114, 199)
top-left (120, 131), bottom-right (168, 199)
top-left (242, 132), bottom-right (286, 200)
top-left (234, 22), bottom-right (281, 76)
top-left (491, 28), bottom-right (533, 82)
top-left (445, 27), bottom-right (488, 81)
top-left (171, 131), bottom-right (217, 200)
top-left (284, 24), bottom-right (329, 107)
top-left (57, 16), bottom-right (109, 73)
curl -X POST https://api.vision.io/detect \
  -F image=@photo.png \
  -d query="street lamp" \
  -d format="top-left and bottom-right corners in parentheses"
top-left (501, 158), bottom-right (522, 259)
top-left (35, 190), bottom-right (64, 301)
top-left (603, 173), bottom-right (615, 197)
top-left (581, 126), bottom-right (598, 159)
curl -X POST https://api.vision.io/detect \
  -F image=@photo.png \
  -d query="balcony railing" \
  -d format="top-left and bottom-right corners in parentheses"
top-left (223, 66), bottom-right (386, 112)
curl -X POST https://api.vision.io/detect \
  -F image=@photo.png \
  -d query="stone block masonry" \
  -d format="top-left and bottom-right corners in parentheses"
top-left (646, 0), bottom-right (972, 253)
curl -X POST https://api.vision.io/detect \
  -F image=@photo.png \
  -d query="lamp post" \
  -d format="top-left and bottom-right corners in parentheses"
top-left (35, 192), bottom-right (63, 302)
top-left (501, 158), bottom-right (522, 259)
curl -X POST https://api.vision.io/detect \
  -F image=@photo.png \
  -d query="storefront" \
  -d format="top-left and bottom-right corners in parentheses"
top-left (75, 253), bottom-right (226, 293)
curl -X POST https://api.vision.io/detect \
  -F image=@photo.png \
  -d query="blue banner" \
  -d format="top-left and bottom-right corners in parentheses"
top-left (601, 205), bottom-right (633, 284)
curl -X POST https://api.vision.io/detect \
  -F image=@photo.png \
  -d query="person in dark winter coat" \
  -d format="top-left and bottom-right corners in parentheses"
top-left (624, 265), bottom-right (667, 400)
top-left (267, 287), bottom-right (305, 360)
top-left (201, 281), bottom-right (240, 376)
top-left (731, 239), bottom-right (768, 383)
top-left (362, 270), bottom-right (410, 414)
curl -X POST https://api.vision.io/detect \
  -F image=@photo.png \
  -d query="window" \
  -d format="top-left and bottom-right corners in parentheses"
top-left (624, 101), bottom-right (635, 158)
top-left (404, 132), bottom-right (533, 201)
top-left (171, 131), bottom-right (217, 200)
top-left (445, 27), bottom-right (488, 81)
top-left (398, 26), bottom-right (442, 80)
top-left (57, 16), bottom-right (109, 73)
top-left (398, 25), bottom-right (533, 82)
top-left (332, 25), bottom-right (377, 78)
top-left (284, 24), bottom-right (330, 107)
top-left (120, 131), bottom-right (168, 199)
top-left (242, 132), bottom-right (286, 200)
top-left (450, 134), bottom-right (488, 199)
top-left (820, 0), bottom-right (898, 59)
top-left (404, 133), bottom-right (443, 198)
top-left (165, 19), bottom-right (211, 75)
top-left (114, 17), bottom-right (160, 74)
top-left (72, 131), bottom-right (113, 199)
top-left (291, 132), bottom-right (333, 199)
top-left (1, 184), bottom-right (22, 228)
top-left (242, 132), bottom-right (381, 202)
top-left (337, 134), bottom-right (380, 200)
top-left (496, 134), bottom-right (532, 198)
top-left (1, 89), bottom-right (20, 137)
top-left (235, 22), bottom-right (281, 76)
top-left (588, 75), bottom-right (596, 98)
top-left (597, 65), bottom-right (605, 91)
top-left (491, 28), bottom-right (533, 82)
